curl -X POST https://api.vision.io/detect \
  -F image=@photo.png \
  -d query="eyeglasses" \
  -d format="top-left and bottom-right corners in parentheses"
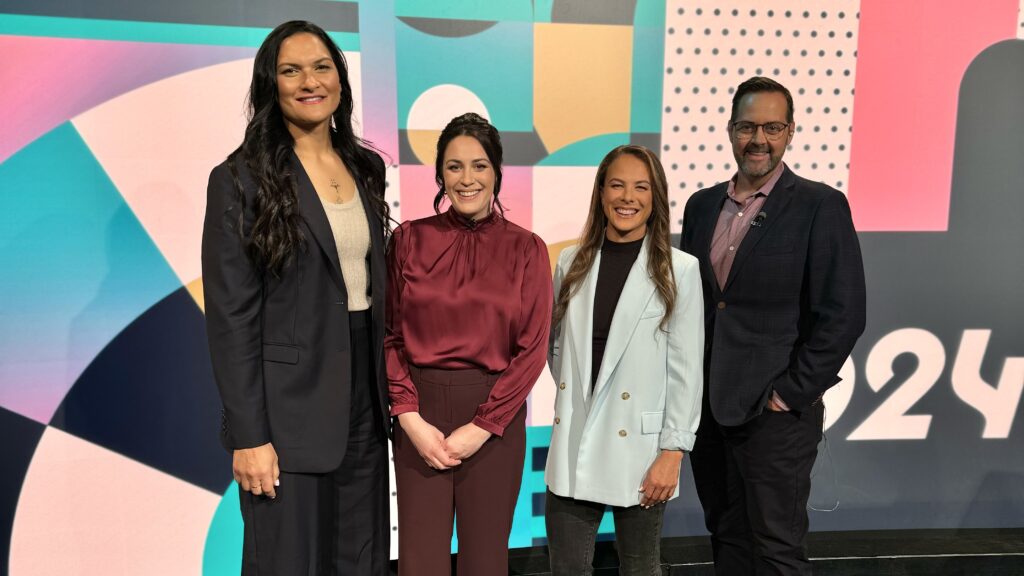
top-left (729, 121), bottom-right (791, 140)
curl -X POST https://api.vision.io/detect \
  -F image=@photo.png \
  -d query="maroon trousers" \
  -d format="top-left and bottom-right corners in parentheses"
top-left (393, 366), bottom-right (526, 576)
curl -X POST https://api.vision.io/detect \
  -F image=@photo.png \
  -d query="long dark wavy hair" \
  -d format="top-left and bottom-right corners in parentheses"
top-left (227, 20), bottom-right (391, 274)
top-left (432, 113), bottom-right (507, 217)
top-left (553, 145), bottom-right (677, 330)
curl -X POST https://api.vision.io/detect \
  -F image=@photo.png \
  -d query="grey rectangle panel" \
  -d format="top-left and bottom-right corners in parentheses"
top-left (630, 132), bottom-right (661, 154)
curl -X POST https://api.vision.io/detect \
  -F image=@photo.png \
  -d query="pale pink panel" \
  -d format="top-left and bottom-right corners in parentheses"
top-left (397, 164), bottom-right (439, 222)
top-left (71, 59), bottom-right (255, 286)
top-left (528, 166), bottom-right (600, 426)
top-left (848, 0), bottom-right (1018, 231)
top-left (532, 166), bottom-right (598, 245)
top-left (497, 167), bottom-right (532, 231)
top-left (349, 54), bottom-right (365, 139)
top-left (527, 366), bottom-right (558, 427)
top-left (398, 165), bottom-right (532, 230)
top-left (10, 428), bottom-right (220, 576)
top-left (1019, 0), bottom-right (1024, 37)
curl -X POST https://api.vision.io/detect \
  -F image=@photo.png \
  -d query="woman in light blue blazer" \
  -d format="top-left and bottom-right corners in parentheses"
top-left (544, 145), bottom-right (704, 575)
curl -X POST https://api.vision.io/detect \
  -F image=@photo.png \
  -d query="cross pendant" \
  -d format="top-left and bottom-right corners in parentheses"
top-left (329, 178), bottom-right (341, 202)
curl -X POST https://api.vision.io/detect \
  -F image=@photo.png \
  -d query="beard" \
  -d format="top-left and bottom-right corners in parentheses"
top-left (736, 143), bottom-right (780, 179)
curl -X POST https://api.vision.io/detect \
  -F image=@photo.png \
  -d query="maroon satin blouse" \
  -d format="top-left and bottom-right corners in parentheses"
top-left (385, 208), bottom-right (552, 436)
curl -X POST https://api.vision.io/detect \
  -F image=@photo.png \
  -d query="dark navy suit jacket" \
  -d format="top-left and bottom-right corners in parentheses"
top-left (680, 165), bottom-right (866, 426)
top-left (202, 151), bottom-right (389, 472)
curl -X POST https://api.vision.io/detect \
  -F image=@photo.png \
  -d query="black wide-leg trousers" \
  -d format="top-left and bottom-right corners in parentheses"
top-left (239, 310), bottom-right (389, 576)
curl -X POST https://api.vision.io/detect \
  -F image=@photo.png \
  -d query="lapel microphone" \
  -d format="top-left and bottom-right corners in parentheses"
top-left (751, 211), bottom-right (767, 227)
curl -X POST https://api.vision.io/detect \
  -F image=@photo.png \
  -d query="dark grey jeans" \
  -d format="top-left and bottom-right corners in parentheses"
top-left (545, 490), bottom-right (665, 576)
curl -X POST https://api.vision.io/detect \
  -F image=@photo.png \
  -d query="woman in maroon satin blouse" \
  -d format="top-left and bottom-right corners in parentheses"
top-left (386, 113), bottom-right (552, 576)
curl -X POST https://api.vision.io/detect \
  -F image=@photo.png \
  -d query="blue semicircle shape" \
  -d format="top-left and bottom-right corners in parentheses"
top-left (50, 285), bottom-right (230, 494)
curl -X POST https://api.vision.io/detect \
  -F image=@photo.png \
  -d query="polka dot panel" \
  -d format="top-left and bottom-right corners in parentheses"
top-left (662, 0), bottom-right (860, 227)
top-left (1018, 0), bottom-right (1024, 36)
top-left (385, 163), bottom-right (402, 223)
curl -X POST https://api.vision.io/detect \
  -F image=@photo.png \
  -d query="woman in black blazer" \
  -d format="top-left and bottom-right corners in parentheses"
top-left (202, 20), bottom-right (391, 575)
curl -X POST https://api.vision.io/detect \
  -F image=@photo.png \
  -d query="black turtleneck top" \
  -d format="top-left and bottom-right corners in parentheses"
top-left (591, 237), bottom-right (644, 388)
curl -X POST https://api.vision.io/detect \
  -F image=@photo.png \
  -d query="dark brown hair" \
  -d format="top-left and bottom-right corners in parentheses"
top-left (228, 20), bottom-right (390, 275)
top-left (730, 76), bottom-right (794, 124)
top-left (432, 113), bottom-right (506, 217)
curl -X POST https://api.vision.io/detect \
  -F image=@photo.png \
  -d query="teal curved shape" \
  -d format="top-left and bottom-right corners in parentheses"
top-left (0, 122), bottom-right (181, 423)
top-left (537, 133), bottom-right (630, 166)
top-left (395, 20), bottom-right (533, 131)
top-left (631, 0), bottom-right (666, 133)
top-left (202, 482), bottom-right (243, 575)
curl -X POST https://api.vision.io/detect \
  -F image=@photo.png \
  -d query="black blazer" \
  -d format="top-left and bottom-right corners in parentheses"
top-left (680, 165), bottom-right (866, 426)
top-left (202, 150), bottom-right (389, 473)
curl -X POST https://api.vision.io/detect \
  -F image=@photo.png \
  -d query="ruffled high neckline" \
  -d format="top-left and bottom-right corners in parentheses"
top-left (444, 206), bottom-right (498, 231)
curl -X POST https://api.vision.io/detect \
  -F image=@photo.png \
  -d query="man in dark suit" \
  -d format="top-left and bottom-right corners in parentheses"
top-left (680, 77), bottom-right (866, 575)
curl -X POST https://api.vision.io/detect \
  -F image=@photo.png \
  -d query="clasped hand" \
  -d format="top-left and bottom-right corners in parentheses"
top-left (398, 413), bottom-right (492, 470)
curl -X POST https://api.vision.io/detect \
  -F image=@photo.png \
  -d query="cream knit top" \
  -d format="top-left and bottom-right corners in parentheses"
top-left (319, 188), bottom-right (371, 311)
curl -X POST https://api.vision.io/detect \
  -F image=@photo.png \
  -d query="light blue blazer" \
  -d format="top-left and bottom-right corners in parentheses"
top-left (544, 238), bottom-right (704, 507)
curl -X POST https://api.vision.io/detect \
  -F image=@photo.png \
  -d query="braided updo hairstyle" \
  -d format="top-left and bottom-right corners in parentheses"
top-left (432, 113), bottom-right (507, 217)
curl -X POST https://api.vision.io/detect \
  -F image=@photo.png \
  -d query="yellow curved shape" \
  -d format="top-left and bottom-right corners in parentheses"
top-left (547, 239), bottom-right (579, 276)
top-left (534, 24), bottom-right (632, 155)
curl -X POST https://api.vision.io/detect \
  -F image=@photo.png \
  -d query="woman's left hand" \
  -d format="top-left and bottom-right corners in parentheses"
top-left (444, 422), bottom-right (492, 460)
top-left (639, 450), bottom-right (684, 508)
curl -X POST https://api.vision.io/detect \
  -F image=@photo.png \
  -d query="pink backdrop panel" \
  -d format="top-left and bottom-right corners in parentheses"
top-left (847, 0), bottom-right (1019, 231)
top-left (10, 428), bottom-right (220, 575)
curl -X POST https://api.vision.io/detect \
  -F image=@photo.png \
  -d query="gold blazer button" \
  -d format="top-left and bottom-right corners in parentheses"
top-left (621, 392), bottom-right (630, 400)
top-left (559, 382), bottom-right (566, 390)
top-left (618, 429), bottom-right (628, 437)
top-left (554, 417), bottom-right (561, 424)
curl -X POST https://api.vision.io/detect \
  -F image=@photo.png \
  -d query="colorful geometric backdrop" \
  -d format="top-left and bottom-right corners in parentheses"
top-left (2, 1), bottom-right (1023, 574)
